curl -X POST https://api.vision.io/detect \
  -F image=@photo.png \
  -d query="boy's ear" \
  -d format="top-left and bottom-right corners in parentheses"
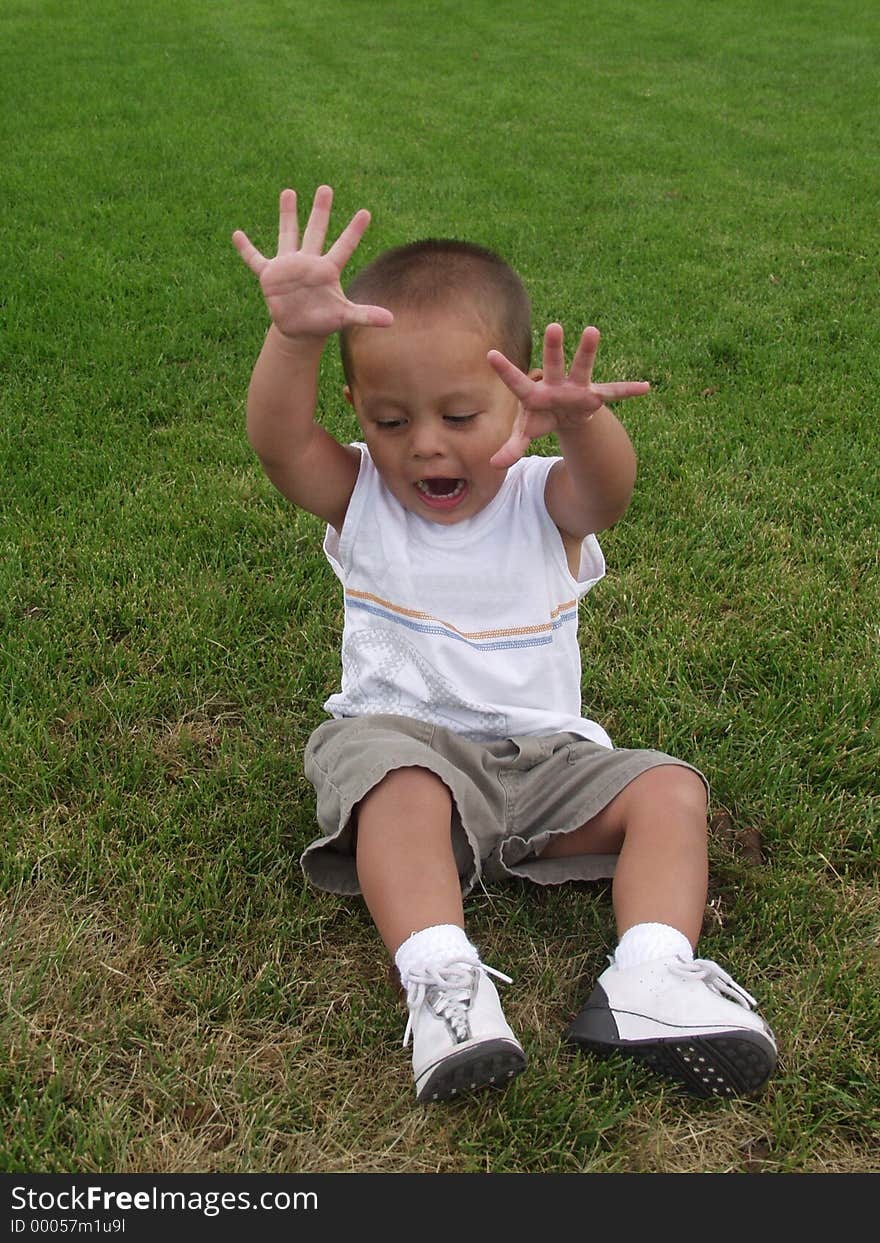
top-left (343, 385), bottom-right (354, 406)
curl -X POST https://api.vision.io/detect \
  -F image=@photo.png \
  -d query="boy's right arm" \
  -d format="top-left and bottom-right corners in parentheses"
top-left (232, 186), bottom-right (393, 530)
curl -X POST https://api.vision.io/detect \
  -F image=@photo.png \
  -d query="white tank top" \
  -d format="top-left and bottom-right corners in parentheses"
top-left (322, 444), bottom-right (613, 746)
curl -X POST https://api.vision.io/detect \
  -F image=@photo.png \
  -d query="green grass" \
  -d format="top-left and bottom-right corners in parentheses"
top-left (2, 0), bottom-right (878, 1173)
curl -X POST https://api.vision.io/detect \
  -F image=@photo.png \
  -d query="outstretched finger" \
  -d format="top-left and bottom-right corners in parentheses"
top-left (541, 323), bottom-right (566, 386)
top-left (231, 229), bottom-right (267, 276)
top-left (568, 327), bottom-right (600, 386)
top-left (592, 381), bottom-right (651, 402)
top-left (301, 184), bottom-right (333, 255)
top-left (326, 208), bottom-right (373, 273)
top-left (487, 349), bottom-right (535, 402)
top-left (343, 300), bottom-right (395, 329)
top-left (489, 425), bottom-right (530, 470)
top-left (277, 188), bottom-right (299, 255)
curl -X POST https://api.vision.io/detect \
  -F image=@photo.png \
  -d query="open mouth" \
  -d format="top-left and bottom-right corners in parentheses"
top-left (413, 477), bottom-right (469, 510)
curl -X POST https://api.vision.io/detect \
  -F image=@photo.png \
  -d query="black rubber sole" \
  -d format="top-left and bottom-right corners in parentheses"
top-left (417, 1039), bottom-right (528, 1103)
top-left (568, 1028), bottom-right (776, 1099)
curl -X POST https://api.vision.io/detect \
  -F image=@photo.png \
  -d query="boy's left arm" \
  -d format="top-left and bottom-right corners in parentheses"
top-left (488, 324), bottom-right (647, 537)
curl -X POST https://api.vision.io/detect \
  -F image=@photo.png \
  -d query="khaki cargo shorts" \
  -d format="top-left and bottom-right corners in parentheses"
top-left (301, 714), bottom-right (708, 897)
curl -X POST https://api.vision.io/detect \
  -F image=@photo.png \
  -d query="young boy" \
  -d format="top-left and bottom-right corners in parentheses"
top-left (232, 185), bottom-right (777, 1104)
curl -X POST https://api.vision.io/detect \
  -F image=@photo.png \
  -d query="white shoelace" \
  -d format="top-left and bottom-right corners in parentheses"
top-left (402, 960), bottom-right (512, 1047)
top-left (669, 957), bottom-right (758, 1009)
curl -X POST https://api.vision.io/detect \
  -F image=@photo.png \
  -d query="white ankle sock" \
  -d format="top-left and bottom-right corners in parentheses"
top-left (394, 924), bottom-right (480, 986)
top-left (613, 922), bottom-right (694, 970)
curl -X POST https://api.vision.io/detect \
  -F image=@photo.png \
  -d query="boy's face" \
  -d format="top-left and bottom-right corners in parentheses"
top-left (344, 310), bottom-right (522, 525)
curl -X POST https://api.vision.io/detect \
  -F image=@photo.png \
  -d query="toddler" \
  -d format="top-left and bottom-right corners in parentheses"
top-left (232, 185), bottom-right (777, 1103)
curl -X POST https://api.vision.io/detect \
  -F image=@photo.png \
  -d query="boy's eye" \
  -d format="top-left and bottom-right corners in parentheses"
top-left (376, 418), bottom-right (405, 430)
top-left (444, 413), bottom-right (478, 425)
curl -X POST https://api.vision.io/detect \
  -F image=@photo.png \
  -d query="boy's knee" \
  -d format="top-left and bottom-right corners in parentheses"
top-left (353, 765), bottom-right (458, 859)
top-left (358, 765), bottom-right (452, 813)
top-left (631, 764), bottom-right (708, 818)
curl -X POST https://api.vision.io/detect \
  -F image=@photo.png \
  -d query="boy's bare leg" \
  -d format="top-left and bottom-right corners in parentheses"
top-left (355, 767), bottom-right (464, 955)
top-left (552, 764), bottom-right (777, 1098)
top-left (539, 764), bottom-right (708, 946)
top-left (356, 766), bottom-right (526, 1102)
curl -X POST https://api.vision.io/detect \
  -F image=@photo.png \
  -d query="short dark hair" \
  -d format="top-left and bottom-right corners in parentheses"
top-left (340, 239), bottom-right (532, 387)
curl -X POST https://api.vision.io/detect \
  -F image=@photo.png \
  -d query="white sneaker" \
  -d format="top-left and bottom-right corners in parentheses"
top-left (403, 960), bottom-right (527, 1103)
top-left (566, 955), bottom-right (777, 1098)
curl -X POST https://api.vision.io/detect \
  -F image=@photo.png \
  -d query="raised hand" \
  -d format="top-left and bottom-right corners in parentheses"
top-left (232, 185), bottom-right (394, 341)
top-left (487, 324), bottom-right (649, 469)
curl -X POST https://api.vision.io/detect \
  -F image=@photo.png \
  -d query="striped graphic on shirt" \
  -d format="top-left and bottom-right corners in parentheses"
top-left (346, 588), bottom-right (578, 652)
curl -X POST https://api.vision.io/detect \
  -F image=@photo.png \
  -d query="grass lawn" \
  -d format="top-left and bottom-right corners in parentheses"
top-left (2, 0), bottom-right (878, 1173)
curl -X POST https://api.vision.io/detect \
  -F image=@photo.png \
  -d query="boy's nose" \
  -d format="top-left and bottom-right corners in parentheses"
top-left (410, 426), bottom-right (446, 459)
